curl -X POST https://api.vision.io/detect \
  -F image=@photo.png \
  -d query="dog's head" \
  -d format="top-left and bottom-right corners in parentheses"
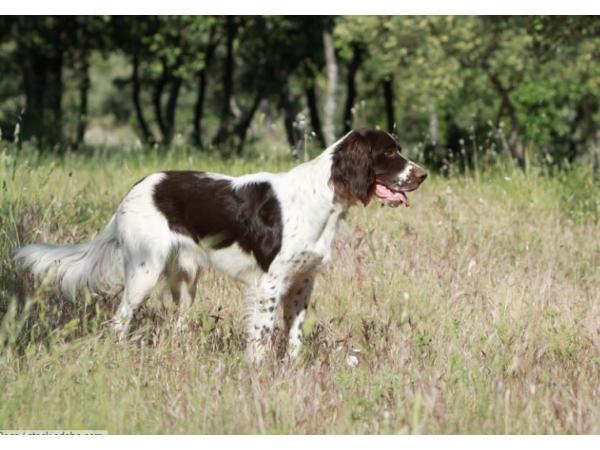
top-left (330, 128), bottom-right (427, 207)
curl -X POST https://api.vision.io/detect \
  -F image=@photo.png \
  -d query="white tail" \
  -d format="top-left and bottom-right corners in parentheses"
top-left (13, 215), bottom-right (123, 298)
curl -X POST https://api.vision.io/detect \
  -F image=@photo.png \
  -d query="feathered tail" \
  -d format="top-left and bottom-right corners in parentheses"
top-left (13, 215), bottom-right (123, 298)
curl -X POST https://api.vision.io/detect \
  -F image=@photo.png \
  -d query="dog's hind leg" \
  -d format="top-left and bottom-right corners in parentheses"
top-left (113, 247), bottom-right (168, 341)
top-left (168, 247), bottom-right (201, 331)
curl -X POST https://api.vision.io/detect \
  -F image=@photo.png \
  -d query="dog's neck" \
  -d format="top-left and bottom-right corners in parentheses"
top-left (288, 139), bottom-right (356, 213)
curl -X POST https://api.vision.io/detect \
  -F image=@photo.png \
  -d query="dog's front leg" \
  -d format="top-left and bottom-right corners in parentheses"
top-left (244, 272), bottom-right (287, 362)
top-left (283, 276), bottom-right (314, 359)
top-left (281, 252), bottom-right (323, 359)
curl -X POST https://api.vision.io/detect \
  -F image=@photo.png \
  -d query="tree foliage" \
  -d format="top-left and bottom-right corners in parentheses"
top-left (0, 15), bottom-right (597, 169)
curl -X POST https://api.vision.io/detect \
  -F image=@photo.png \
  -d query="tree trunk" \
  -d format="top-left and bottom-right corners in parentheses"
top-left (382, 75), bottom-right (395, 133)
top-left (235, 92), bottom-right (263, 155)
top-left (305, 71), bottom-right (326, 148)
top-left (213, 17), bottom-right (238, 146)
top-left (18, 44), bottom-right (63, 147)
top-left (131, 53), bottom-right (154, 145)
top-left (568, 95), bottom-right (598, 163)
top-left (193, 26), bottom-right (218, 149)
top-left (579, 95), bottom-right (597, 145)
top-left (488, 73), bottom-right (525, 168)
top-left (342, 44), bottom-right (362, 133)
top-left (424, 100), bottom-right (440, 167)
top-left (47, 54), bottom-right (62, 147)
top-left (75, 50), bottom-right (90, 148)
top-left (164, 76), bottom-right (182, 145)
top-left (428, 101), bottom-right (439, 148)
top-left (19, 51), bottom-right (45, 143)
top-left (14, 18), bottom-right (65, 148)
top-left (322, 25), bottom-right (338, 146)
top-left (153, 60), bottom-right (169, 142)
top-left (193, 69), bottom-right (209, 148)
top-left (494, 101), bottom-right (507, 130)
top-left (281, 83), bottom-right (297, 148)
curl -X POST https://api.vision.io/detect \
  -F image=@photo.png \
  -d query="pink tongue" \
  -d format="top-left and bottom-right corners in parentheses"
top-left (374, 183), bottom-right (408, 206)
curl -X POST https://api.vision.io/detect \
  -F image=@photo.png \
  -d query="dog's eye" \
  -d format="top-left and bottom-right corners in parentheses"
top-left (384, 149), bottom-right (398, 158)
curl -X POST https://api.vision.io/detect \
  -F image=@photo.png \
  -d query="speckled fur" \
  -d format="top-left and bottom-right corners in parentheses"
top-left (14, 128), bottom-right (427, 362)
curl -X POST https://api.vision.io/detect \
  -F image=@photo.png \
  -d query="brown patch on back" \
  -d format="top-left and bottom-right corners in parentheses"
top-left (153, 171), bottom-right (283, 272)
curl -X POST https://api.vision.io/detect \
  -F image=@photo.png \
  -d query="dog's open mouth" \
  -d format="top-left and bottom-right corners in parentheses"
top-left (374, 181), bottom-right (409, 208)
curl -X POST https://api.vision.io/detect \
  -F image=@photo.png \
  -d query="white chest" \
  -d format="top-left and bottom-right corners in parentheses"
top-left (279, 200), bottom-right (346, 271)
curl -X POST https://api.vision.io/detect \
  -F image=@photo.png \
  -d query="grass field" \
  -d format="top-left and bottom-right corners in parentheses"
top-left (0, 143), bottom-right (599, 434)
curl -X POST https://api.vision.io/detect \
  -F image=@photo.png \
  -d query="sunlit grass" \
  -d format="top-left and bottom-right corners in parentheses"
top-left (0, 142), bottom-right (599, 433)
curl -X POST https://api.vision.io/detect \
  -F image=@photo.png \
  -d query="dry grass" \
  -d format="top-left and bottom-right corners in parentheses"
top-left (0, 145), bottom-right (599, 433)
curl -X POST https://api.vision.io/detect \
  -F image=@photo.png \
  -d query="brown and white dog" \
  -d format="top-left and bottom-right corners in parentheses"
top-left (14, 128), bottom-right (427, 361)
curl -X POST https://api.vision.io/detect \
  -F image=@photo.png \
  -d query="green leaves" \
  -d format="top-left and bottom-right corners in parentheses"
top-left (0, 15), bottom-right (597, 164)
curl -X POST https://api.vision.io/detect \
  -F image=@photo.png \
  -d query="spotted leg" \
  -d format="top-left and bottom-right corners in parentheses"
top-left (244, 271), bottom-right (289, 362)
top-left (283, 276), bottom-right (314, 358)
top-left (170, 269), bottom-right (200, 332)
top-left (168, 248), bottom-right (201, 332)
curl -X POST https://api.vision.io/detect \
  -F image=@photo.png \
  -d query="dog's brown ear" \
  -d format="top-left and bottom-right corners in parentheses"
top-left (330, 131), bottom-right (375, 205)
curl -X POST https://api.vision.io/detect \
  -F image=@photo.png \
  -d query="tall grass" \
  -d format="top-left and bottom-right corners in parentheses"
top-left (0, 142), bottom-right (599, 433)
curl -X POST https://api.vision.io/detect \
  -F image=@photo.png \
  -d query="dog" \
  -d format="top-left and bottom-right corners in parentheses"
top-left (14, 128), bottom-right (427, 361)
